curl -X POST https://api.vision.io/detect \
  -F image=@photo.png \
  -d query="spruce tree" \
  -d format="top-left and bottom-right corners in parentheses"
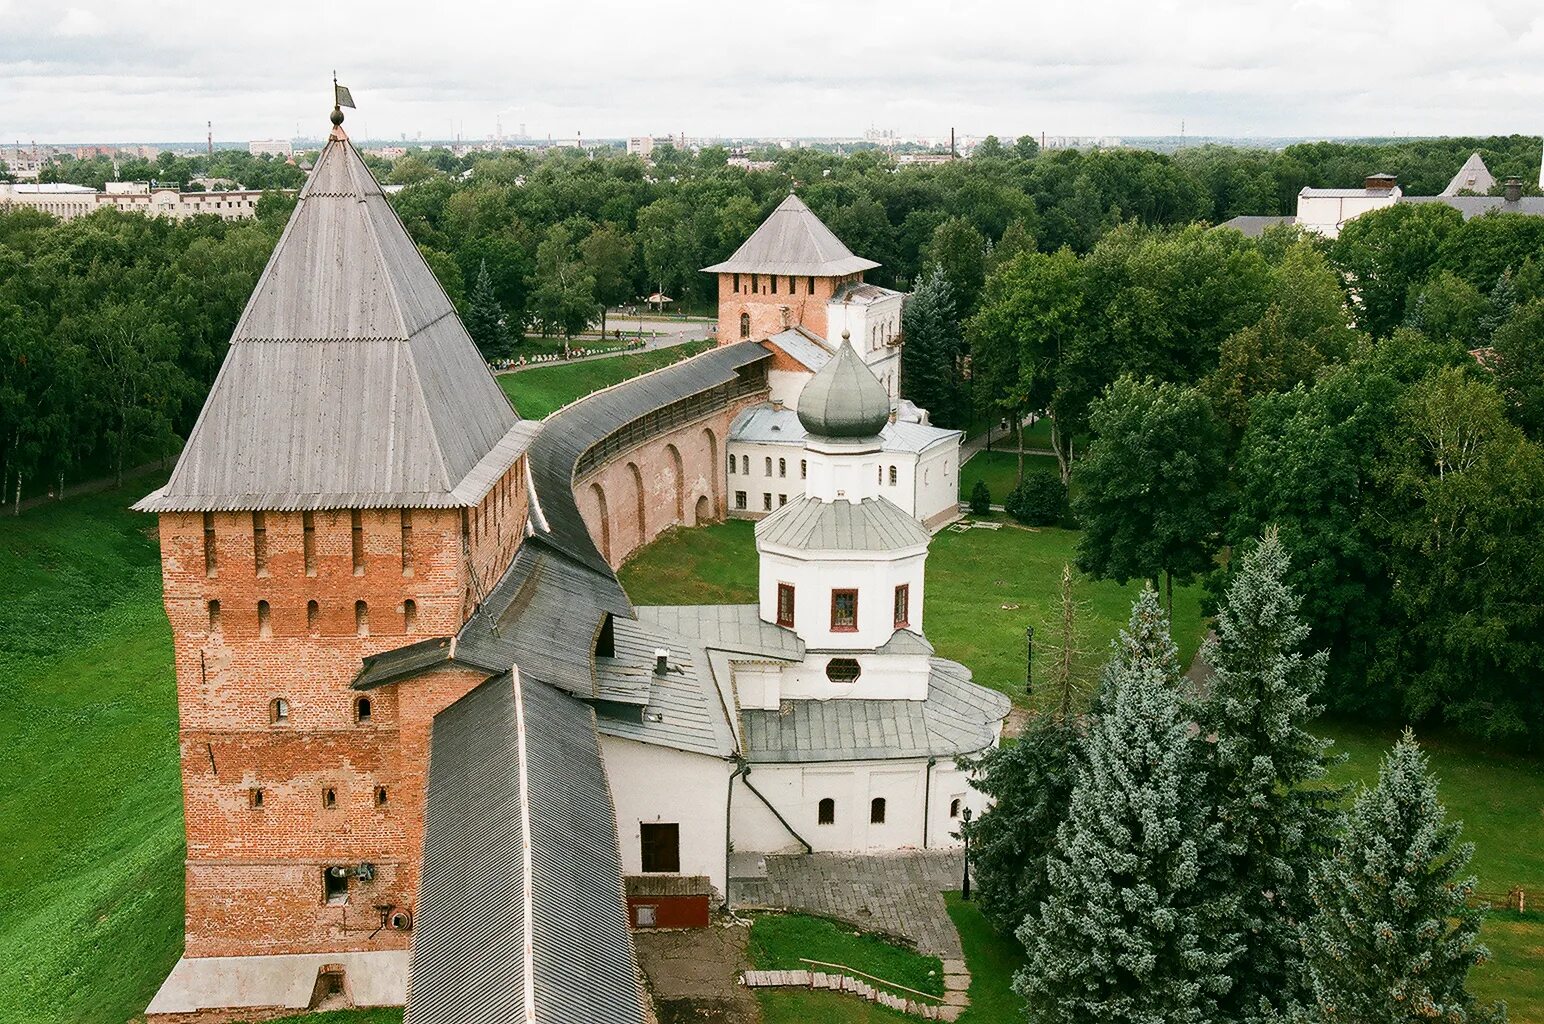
top-left (465, 259), bottom-right (511, 358)
top-left (1193, 530), bottom-right (1343, 1022)
top-left (1303, 730), bottom-right (1504, 1024)
top-left (901, 264), bottom-right (964, 427)
top-left (1016, 587), bottom-right (1239, 1024)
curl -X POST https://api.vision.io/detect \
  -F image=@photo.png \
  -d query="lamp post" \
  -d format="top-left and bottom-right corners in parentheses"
top-left (1025, 625), bottom-right (1035, 697)
top-left (961, 805), bottom-right (973, 900)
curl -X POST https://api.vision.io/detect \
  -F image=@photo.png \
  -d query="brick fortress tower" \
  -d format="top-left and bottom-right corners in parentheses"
top-left (704, 193), bottom-right (880, 346)
top-left (135, 105), bottom-right (535, 967)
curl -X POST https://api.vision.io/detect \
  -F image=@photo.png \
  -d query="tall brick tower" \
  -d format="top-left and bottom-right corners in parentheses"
top-left (136, 108), bottom-right (533, 964)
top-left (703, 193), bottom-right (879, 345)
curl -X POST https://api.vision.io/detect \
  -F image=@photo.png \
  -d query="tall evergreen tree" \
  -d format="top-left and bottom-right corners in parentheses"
top-left (901, 264), bottom-right (964, 427)
top-left (464, 259), bottom-right (511, 358)
top-left (1193, 530), bottom-right (1343, 1022)
top-left (1016, 587), bottom-right (1239, 1024)
top-left (1302, 730), bottom-right (1504, 1024)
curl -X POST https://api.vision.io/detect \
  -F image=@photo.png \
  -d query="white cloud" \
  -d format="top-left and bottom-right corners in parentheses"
top-left (2, 0), bottom-right (1543, 142)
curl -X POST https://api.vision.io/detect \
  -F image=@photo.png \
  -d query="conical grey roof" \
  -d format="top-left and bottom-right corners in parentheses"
top-left (137, 124), bottom-right (522, 512)
top-left (702, 193), bottom-right (880, 277)
top-left (796, 333), bottom-right (891, 439)
top-left (1442, 152), bottom-right (1496, 196)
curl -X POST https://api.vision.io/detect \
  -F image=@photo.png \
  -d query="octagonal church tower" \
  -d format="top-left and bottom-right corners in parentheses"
top-left (135, 109), bottom-right (535, 964)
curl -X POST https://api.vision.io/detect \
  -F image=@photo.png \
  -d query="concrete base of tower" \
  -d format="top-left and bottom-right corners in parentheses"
top-left (144, 949), bottom-right (410, 1023)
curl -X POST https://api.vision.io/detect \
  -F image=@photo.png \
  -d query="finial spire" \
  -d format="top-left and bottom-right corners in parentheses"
top-left (331, 73), bottom-right (355, 133)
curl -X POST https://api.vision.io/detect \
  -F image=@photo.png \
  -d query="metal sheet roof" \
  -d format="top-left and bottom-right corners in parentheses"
top-left (407, 672), bottom-right (644, 1024)
top-left (831, 281), bottom-right (904, 305)
top-left (702, 194), bottom-right (880, 277)
top-left (755, 495), bottom-right (931, 553)
top-left (764, 328), bottom-right (834, 372)
top-left (1402, 194), bottom-right (1544, 218)
top-left (636, 604), bottom-right (804, 660)
top-left (1216, 215), bottom-right (1296, 237)
top-left (595, 617), bottom-right (738, 758)
top-left (1441, 152), bottom-right (1497, 196)
top-left (740, 658), bottom-right (1010, 763)
top-left (136, 132), bottom-right (518, 513)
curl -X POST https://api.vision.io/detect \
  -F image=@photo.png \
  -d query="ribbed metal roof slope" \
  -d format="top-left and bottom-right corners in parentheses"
top-left (136, 126), bottom-right (518, 513)
top-left (756, 495), bottom-right (931, 553)
top-left (741, 658), bottom-right (1010, 763)
top-left (1216, 215), bottom-right (1296, 238)
top-left (636, 604), bottom-right (804, 660)
top-left (765, 327), bottom-right (834, 372)
top-left (406, 672), bottom-right (644, 1024)
top-left (595, 616), bottom-right (738, 758)
top-left (702, 193), bottom-right (880, 277)
top-left (521, 342), bottom-right (771, 575)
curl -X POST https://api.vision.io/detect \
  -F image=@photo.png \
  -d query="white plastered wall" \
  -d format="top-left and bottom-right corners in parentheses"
top-left (601, 735), bottom-right (734, 896)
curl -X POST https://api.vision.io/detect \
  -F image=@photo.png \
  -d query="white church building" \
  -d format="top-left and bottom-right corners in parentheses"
top-left (600, 339), bottom-right (1010, 895)
top-left (706, 193), bottom-right (964, 528)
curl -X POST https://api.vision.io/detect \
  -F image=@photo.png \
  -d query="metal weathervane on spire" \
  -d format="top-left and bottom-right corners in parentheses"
top-left (331, 72), bottom-right (356, 129)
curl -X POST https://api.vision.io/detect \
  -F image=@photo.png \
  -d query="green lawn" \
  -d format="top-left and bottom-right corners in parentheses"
top-left (946, 892), bottom-right (1027, 1023)
top-left (497, 339), bottom-right (713, 419)
top-left (748, 913), bottom-right (944, 997)
top-left (620, 519), bottom-right (1206, 714)
top-left (757, 989), bottom-right (913, 1024)
top-left (0, 473), bottom-right (184, 1024)
top-left (959, 451), bottom-right (1062, 507)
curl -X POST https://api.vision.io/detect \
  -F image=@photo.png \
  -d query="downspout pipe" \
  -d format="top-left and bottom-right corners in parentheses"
top-left (922, 756), bottom-right (937, 849)
top-left (723, 762), bottom-right (748, 912)
top-left (739, 761), bottom-right (813, 855)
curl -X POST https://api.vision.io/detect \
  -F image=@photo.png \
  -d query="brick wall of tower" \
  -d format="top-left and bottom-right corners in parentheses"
top-left (716, 272), bottom-right (860, 345)
top-left (160, 457), bottom-right (525, 957)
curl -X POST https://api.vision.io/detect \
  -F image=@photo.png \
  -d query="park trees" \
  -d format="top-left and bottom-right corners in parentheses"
top-left (580, 222), bottom-right (636, 337)
top-left (1190, 532), bottom-right (1343, 1022)
top-left (968, 248), bottom-right (1084, 483)
top-left (924, 216), bottom-right (989, 314)
top-left (1016, 588), bottom-right (1238, 1024)
top-left (1490, 298), bottom-right (1544, 438)
top-left (1073, 376), bottom-right (1229, 611)
top-left (1333, 203), bottom-right (1462, 338)
top-left (532, 224), bottom-right (598, 344)
top-left (1302, 731), bottom-right (1503, 1024)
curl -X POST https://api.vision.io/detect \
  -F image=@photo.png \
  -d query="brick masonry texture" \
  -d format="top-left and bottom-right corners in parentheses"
top-left (160, 456), bottom-right (526, 957)
top-left (714, 272), bottom-right (865, 347)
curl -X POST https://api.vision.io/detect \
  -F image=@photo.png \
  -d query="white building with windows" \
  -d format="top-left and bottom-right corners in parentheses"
top-left (602, 339), bottom-right (1009, 892)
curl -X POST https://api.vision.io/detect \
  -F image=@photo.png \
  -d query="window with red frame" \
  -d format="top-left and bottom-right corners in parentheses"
top-left (893, 584), bottom-right (910, 628)
top-left (831, 589), bottom-right (858, 631)
top-left (777, 583), bottom-right (795, 628)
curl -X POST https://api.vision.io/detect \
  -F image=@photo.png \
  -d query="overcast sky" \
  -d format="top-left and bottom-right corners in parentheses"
top-left (5, 0), bottom-right (1544, 144)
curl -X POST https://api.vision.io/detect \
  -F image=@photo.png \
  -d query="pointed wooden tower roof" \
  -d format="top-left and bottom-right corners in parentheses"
top-left (702, 193), bottom-right (879, 277)
top-left (138, 111), bottom-right (526, 513)
top-left (1441, 152), bottom-right (1497, 196)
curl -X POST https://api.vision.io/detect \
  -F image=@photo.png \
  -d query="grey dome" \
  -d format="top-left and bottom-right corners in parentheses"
top-left (797, 332), bottom-right (891, 439)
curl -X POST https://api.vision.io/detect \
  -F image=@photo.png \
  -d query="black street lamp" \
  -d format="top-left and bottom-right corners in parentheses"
top-left (1025, 625), bottom-right (1035, 697)
top-left (961, 805), bottom-right (973, 900)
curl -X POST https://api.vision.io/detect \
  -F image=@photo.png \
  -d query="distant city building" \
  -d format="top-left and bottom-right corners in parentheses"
top-left (1221, 155), bottom-right (1544, 239)
top-left (627, 135), bottom-right (654, 159)
top-left (896, 152), bottom-right (955, 166)
top-left (0, 180), bottom-right (290, 221)
top-left (248, 139), bottom-right (294, 159)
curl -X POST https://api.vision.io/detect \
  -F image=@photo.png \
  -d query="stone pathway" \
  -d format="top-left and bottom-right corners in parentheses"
top-left (729, 850), bottom-right (966, 958)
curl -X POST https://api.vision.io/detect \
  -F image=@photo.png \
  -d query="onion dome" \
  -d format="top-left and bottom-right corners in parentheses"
top-left (797, 331), bottom-right (891, 439)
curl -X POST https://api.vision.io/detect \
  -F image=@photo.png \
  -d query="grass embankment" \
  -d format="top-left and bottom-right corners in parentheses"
top-left (497, 339), bottom-right (713, 419)
top-left (619, 519), bottom-right (1205, 714)
top-left (945, 893), bottom-right (1027, 1024)
top-left (749, 913), bottom-right (944, 996)
top-left (0, 473), bottom-right (183, 1024)
top-left (751, 913), bottom-right (940, 1024)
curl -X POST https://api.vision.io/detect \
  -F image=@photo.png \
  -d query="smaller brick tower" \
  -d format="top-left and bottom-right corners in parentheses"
top-left (703, 193), bottom-right (879, 345)
top-left (136, 107), bottom-right (532, 968)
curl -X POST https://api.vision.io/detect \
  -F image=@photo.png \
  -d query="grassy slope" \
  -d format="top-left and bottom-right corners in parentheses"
top-left (497, 340), bottom-right (713, 419)
top-left (620, 520), bottom-right (1205, 714)
top-left (747, 913), bottom-right (944, 997)
top-left (0, 473), bottom-right (184, 1024)
top-left (945, 892), bottom-right (1026, 1024)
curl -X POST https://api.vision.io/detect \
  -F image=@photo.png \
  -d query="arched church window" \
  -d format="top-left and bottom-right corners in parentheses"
top-left (740, 312), bottom-right (751, 338)
top-left (870, 798), bottom-right (886, 824)
top-left (818, 798), bottom-right (836, 825)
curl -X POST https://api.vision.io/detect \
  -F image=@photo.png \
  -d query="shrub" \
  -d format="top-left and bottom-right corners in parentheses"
top-left (1005, 474), bottom-right (1067, 526)
top-left (969, 479), bottom-right (992, 515)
